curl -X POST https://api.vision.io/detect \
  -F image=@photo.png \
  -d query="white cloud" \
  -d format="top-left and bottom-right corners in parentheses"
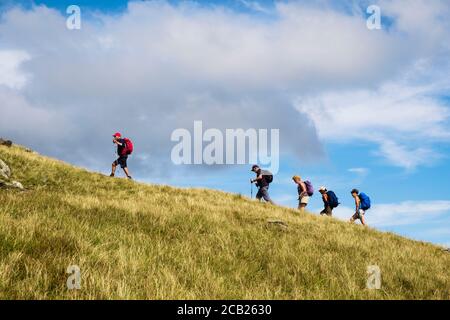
top-left (296, 78), bottom-right (450, 169)
top-left (372, 201), bottom-right (450, 227)
top-left (379, 0), bottom-right (450, 37)
top-left (0, 87), bottom-right (72, 141)
top-left (332, 200), bottom-right (450, 227)
top-left (374, 140), bottom-right (440, 170)
top-left (0, 50), bottom-right (30, 89)
top-left (296, 78), bottom-right (450, 140)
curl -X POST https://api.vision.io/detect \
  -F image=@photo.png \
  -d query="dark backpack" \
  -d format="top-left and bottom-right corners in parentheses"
top-left (121, 138), bottom-right (134, 155)
top-left (359, 192), bottom-right (371, 210)
top-left (261, 170), bottom-right (273, 184)
top-left (304, 180), bottom-right (314, 196)
top-left (327, 191), bottom-right (339, 208)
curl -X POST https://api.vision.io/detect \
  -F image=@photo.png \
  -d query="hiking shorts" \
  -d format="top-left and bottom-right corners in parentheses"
top-left (113, 155), bottom-right (128, 169)
top-left (256, 186), bottom-right (272, 202)
top-left (299, 195), bottom-right (310, 205)
top-left (320, 206), bottom-right (333, 216)
top-left (353, 209), bottom-right (365, 220)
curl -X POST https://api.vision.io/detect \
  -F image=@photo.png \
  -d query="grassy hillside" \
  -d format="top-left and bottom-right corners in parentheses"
top-left (0, 144), bottom-right (449, 299)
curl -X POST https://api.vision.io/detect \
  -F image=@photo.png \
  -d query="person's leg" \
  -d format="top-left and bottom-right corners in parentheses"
top-left (350, 213), bottom-right (357, 223)
top-left (119, 156), bottom-right (132, 178)
top-left (359, 209), bottom-right (366, 226)
top-left (299, 196), bottom-right (309, 212)
top-left (261, 187), bottom-right (274, 204)
top-left (110, 160), bottom-right (118, 176)
top-left (360, 215), bottom-right (366, 226)
top-left (123, 167), bottom-right (131, 178)
top-left (256, 188), bottom-right (263, 202)
top-left (326, 206), bottom-right (333, 216)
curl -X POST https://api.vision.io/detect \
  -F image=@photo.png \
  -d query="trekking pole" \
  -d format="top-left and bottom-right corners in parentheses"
top-left (251, 181), bottom-right (253, 199)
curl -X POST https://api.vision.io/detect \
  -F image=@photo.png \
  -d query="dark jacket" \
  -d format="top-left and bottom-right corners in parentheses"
top-left (116, 138), bottom-right (127, 156)
top-left (255, 169), bottom-right (271, 188)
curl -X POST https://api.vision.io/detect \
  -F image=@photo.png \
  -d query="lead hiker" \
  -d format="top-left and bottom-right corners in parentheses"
top-left (349, 189), bottom-right (371, 226)
top-left (292, 175), bottom-right (313, 212)
top-left (110, 132), bottom-right (133, 179)
top-left (250, 165), bottom-right (274, 204)
top-left (318, 186), bottom-right (339, 216)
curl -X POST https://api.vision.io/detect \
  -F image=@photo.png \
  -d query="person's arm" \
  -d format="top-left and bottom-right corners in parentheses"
top-left (113, 139), bottom-right (123, 146)
top-left (354, 196), bottom-right (360, 212)
top-left (251, 174), bottom-right (263, 183)
top-left (299, 181), bottom-right (307, 196)
top-left (323, 193), bottom-right (329, 205)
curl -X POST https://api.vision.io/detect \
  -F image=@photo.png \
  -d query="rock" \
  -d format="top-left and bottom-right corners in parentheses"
top-left (0, 180), bottom-right (25, 190)
top-left (267, 220), bottom-right (288, 228)
top-left (10, 181), bottom-right (24, 190)
top-left (0, 138), bottom-right (12, 147)
top-left (0, 158), bottom-right (24, 190)
top-left (0, 158), bottom-right (11, 180)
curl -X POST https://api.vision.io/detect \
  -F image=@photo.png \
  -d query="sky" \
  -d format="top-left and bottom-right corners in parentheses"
top-left (0, 0), bottom-right (449, 247)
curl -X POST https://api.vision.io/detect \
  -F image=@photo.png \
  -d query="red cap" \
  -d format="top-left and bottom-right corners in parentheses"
top-left (113, 132), bottom-right (122, 138)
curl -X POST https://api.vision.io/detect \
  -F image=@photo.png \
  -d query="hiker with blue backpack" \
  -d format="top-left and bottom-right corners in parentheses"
top-left (318, 186), bottom-right (339, 216)
top-left (292, 175), bottom-right (313, 212)
top-left (350, 189), bottom-right (371, 225)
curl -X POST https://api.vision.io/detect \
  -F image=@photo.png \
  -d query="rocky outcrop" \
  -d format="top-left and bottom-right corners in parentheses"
top-left (0, 138), bottom-right (13, 147)
top-left (0, 159), bottom-right (11, 180)
top-left (0, 158), bottom-right (24, 190)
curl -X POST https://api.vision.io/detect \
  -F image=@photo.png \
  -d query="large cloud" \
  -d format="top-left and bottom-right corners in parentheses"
top-left (294, 0), bottom-right (450, 170)
top-left (0, 0), bottom-right (449, 178)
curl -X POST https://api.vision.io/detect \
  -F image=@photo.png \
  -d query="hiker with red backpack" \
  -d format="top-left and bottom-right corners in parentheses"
top-left (350, 189), bottom-right (371, 226)
top-left (292, 175), bottom-right (313, 212)
top-left (110, 132), bottom-right (133, 179)
top-left (250, 165), bottom-right (275, 204)
top-left (318, 186), bottom-right (339, 216)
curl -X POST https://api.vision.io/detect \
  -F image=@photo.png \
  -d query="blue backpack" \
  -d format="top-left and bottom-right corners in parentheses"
top-left (327, 191), bottom-right (339, 208)
top-left (359, 192), bottom-right (371, 210)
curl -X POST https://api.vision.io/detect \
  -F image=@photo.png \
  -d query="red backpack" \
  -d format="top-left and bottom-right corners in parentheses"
top-left (121, 138), bottom-right (134, 155)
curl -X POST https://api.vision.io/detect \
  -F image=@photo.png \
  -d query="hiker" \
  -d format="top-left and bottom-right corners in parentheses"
top-left (250, 165), bottom-right (274, 204)
top-left (292, 175), bottom-right (313, 212)
top-left (110, 132), bottom-right (133, 179)
top-left (350, 189), bottom-right (371, 226)
top-left (318, 186), bottom-right (339, 216)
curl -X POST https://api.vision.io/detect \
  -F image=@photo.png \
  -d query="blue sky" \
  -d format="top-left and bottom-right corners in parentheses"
top-left (0, 0), bottom-right (449, 247)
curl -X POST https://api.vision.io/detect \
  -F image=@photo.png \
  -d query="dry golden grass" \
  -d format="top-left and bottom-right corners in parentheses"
top-left (0, 144), bottom-right (449, 299)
